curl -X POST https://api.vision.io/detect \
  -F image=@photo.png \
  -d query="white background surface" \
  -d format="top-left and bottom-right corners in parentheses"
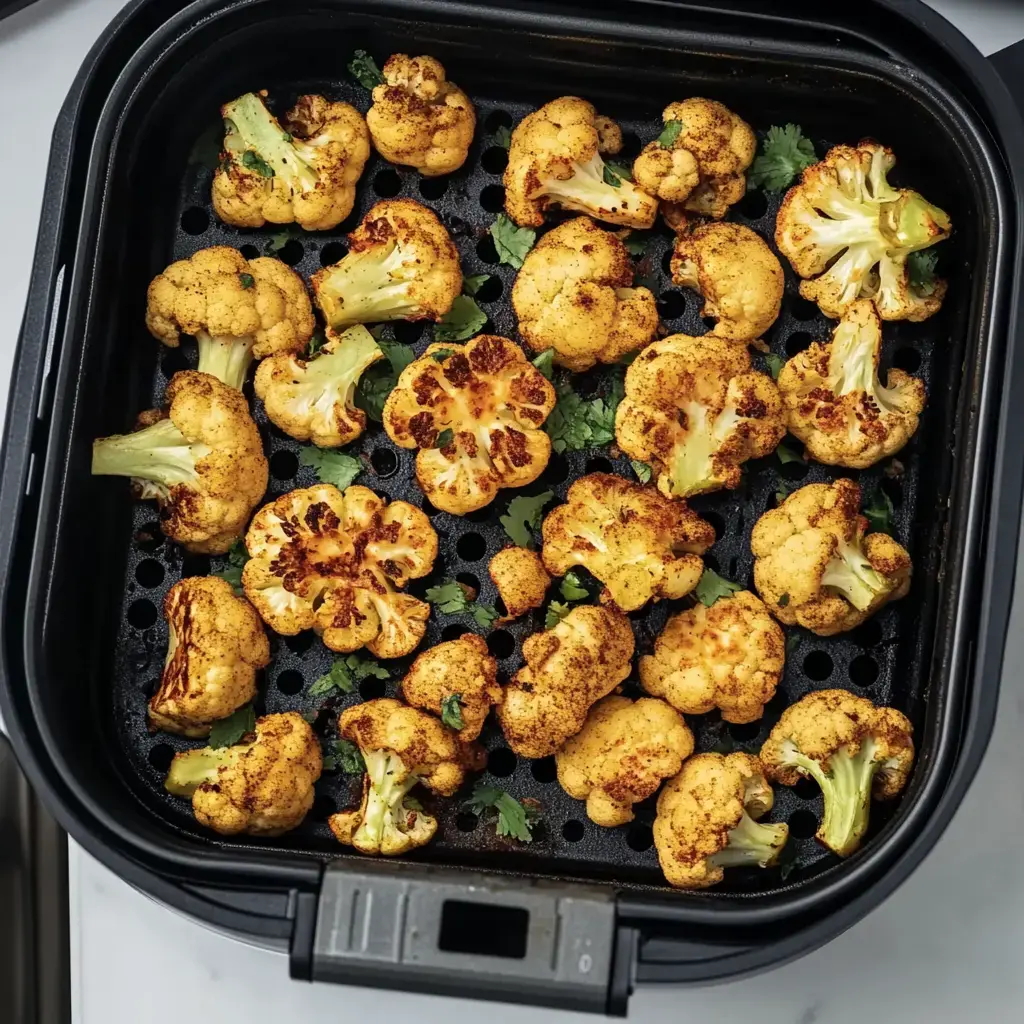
top-left (3, 1), bottom-right (1024, 1021)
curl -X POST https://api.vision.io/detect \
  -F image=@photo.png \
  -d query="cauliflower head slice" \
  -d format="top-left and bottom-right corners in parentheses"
top-left (615, 334), bottom-right (785, 499)
top-left (654, 752), bottom-right (788, 889)
top-left (488, 547), bottom-right (551, 621)
top-left (92, 370), bottom-right (268, 555)
top-left (311, 199), bottom-right (462, 329)
top-left (366, 54), bottom-right (476, 176)
top-left (383, 335), bottom-right (556, 515)
top-left (503, 97), bottom-right (658, 229)
top-left (254, 324), bottom-right (384, 448)
top-left (639, 590), bottom-right (784, 725)
top-left (751, 478), bottom-right (911, 635)
top-left (775, 142), bottom-right (950, 321)
top-left (213, 91), bottom-right (371, 231)
top-left (760, 689), bottom-right (914, 857)
top-left (497, 605), bottom-right (635, 758)
top-left (241, 484), bottom-right (438, 658)
top-left (511, 216), bottom-right (659, 371)
top-left (556, 696), bottom-right (693, 827)
top-left (164, 711), bottom-right (322, 836)
top-left (778, 299), bottom-right (925, 468)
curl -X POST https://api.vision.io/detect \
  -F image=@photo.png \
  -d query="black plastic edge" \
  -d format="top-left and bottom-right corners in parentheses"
top-left (607, 926), bottom-right (639, 1016)
top-left (288, 890), bottom-right (320, 982)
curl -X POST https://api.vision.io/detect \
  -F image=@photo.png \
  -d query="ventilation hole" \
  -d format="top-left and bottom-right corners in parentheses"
top-left (479, 184), bottom-right (505, 212)
top-left (703, 551), bottom-right (720, 573)
top-left (661, 248), bottom-right (675, 276)
top-left (701, 510), bottom-right (725, 540)
top-left (487, 629), bottom-right (515, 660)
top-left (148, 743), bottom-right (174, 773)
top-left (562, 819), bottom-right (585, 842)
top-left (161, 347), bottom-right (190, 378)
top-left (736, 189), bottom-right (768, 220)
top-left (456, 572), bottom-right (480, 596)
top-left (270, 450), bottom-right (298, 480)
top-left (476, 235), bottom-right (500, 265)
top-left (373, 168), bottom-right (402, 197)
top-left (853, 619), bottom-right (883, 649)
top-left (487, 747), bottom-right (517, 777)
top-left (881, 476), bottom-right (903, 506)
top-left (134, 559), bottom-right (165, 589)
top-left (441, 623), bottom-right (470, 642)
top-left (626, 822), bottom-right (653, 852)
top-left (180, 553), bottom-right (211, 578)
top-left (370, 448), bottom-right (398, 478)
top-left (419, 176), bottom-right (449, 200)
top-left (285, 632), bottom-right (314, 655)
top-left (276, 670), bottom-right (304, 695)
top-left (530, 756), bottom-right (557, 783)
top-left (465, 506), bottom-right (492, 524)
top-left (421, 499), bottom-right (444, 518)
top-left (656, 290), bottom-right (687, 320)
top-left (586, 456), bottom-right (613, 474)
top-left (803, 650), bottom-right (834, 681)
top-left (474, 275), bottom-right (503, 303)
top-left (360, 676), bottom-right (387, 700)
top-left (893, 346), bottom-right (921, 373)
top-left (456, 532), bottom-right (486, 562)
top-left (312, 794), bottom-right (337, 820)
top-left (728, 555), bottom-right (738, 577)
top-left (180, 207), bottom-right (209, 235)
top-left (393, 320), bottom-right (423, 344)
top-left (456, 811), bottom-right (478, 832)
top-left (276, 239), bottom-right (304, 266)
top-left (127, 599), bottom-right (157, 629)
top-left (481, 146), bottom-right (509, 174)
top-left (542, 452), bottom-right (570, 485)
top-left (788, 808), bottom-right (819, 839)
top-left (780, 459), bottom-right (809, 482)
top-left (794, 776), bottom-right (820, 800)
top-left (484, 109), bottom-right (513, 133)
top-left (701, 316), bottom-right (718, 333)
top-left (728, 720), bottom-right (760, 742)
top-left (785, 331), bottom-right (814, 357)
top-left (791, 298), bottom-right (819, 322)
top-left (849, 654), bottom-right (880, 688)
top-left (319, 241), bottom-right (347, 267)
top-left (135, 522), bottom-right (164, 552)
top-left (620, 131), bottom-right (643, 159)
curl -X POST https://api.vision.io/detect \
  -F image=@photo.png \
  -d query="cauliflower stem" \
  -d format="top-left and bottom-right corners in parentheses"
top-left (165, 748), bottom-right (232, 797)
top-left (196, 332), bottom-right (256, 392)
top-left (92, 418), bottom-right (208, 496)
top-left (355, 749), bottom-right (432, 852)
top-left (708, 810), bottom-right (789, 869)
top-left (670, 404), bottom-right (740, 496)
top-left (538, 152), bottom-right (653, 224)
top-left (223, 92), bottom-right (319, 192)
top-left (290, 327), bottom-right (380, 417)
top-left (821, 538), bottom-right (888, 611)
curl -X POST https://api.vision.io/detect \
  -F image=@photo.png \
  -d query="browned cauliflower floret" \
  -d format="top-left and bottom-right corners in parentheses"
top-left (556, 696), bottom-right (693, 826)
top-left (510, 216), bottom-right (659, 371)
top-left (145, 246), bottom-right (315, 390)
top-left (778, 299), bottom-right (925, 468)
top-left (382, 335), bottom-right (556, 515)
top-left (164, 711), bottom-right (322, 836)
top-left (633, 99), bottom-right (756, 219)
top-left (488, 547), bottom-right (551, 621)
top-left (654, 752), bottom-right (788, 889)
top-left (751, 478), bottom-right (911, 635)
top-left (213, 92), bottom-right (371, 231)
top-left (242, 484), bottom-right (437, 658)
top-left (760, 690), bottom-right (914, 857)
top-left (542, 474), bottom-right (715, 612)
top-left (615, 335), bottom-right (785, 499)
top-left (366, 54), bottom-right (476, 176)
top-left (91, 371), bottom-right (268, 555)
top-left (503, 97), bottom-right (658, 229)
top-left (498, 605), bottom-right (635, 758)
top-left (639, 591), bottom-right (784, 724)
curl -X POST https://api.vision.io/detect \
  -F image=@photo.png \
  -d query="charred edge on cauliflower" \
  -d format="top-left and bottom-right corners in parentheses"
top-left (355, 750), bottom-right (434, 851)
top-left (91, 417), bottom-right (208, 499)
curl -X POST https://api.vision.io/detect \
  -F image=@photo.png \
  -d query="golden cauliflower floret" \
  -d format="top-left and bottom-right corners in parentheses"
top-left (213, 91), bottom-right (371, 231)
top-left (489, 547), bottom-right (551, 621)
top-left (400, 634), bottom-right (501, 741)
top-left (653, 752), bottom-right (787, 889)
top-left (511, 216), bottom-right (659, 371)
top-left (639, 591), bottom-right (784, 725)
top-left (614, 334), bottom-right (785, 499)
top-left (751, 478), bottom-right (911, 635)
top-left (498, 605), bottom-right (635, 758)
top-left (366, 54), bottom-right (476, 176)
top-left (503, 96), bottom-right (658, 229)
top-left (670, 222), bottom-right (784, 347)
top-left (633, 99), bottom-right (756, 218)
top-left (778, 299), bottom-right (925, 468)
top-left (382, 335), bottom-right (556, 515)
top-left (91, 370), bottom-right (269, 555)
top-left (556, 696), bottom-right (693, 827)
top-left (760, 690), bottom-right (914, 857)
top-left (164, 712), bottom-right (322, 836)
top-left (241, 484), bottom-right (437, 658)
top-left (148, 577), bottom-right (270, 737)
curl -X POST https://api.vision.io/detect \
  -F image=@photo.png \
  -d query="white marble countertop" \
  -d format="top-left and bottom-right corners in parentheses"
top-left (3, 1), bottom-right (1024, 1021)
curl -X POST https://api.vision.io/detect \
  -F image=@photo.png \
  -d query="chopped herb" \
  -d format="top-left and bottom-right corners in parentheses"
top-left (602, 159), bottom-right (633, 187)
top-left (775, 440), bottom-right (803, 465)
top-left (786, 634), bottom-right (801, 657)
top-left (623, 232), bottom-right (650, 257)
top-left (778, 593), bottom-right (790, 608)
top-left (434, 294), bottom-right (487, 342)
top-left (864, 488), bottom-right (895, 535)
top-left (492, 125), bottom-right (512, 149)
top-left (464, 782), bottom-right (537, 842)
top-left (434, 428), bottom-right (454, 449)
top-left (765, 353), bottom-right (785, 380)
top-left (545, 600), bottom-right (571, 628)
top-left (490, 213), bottom-right (536, 269)
top-left (559, 571), bottom-right (589, 601)
top-left (907, 250), bottom-right (939, 296)
top-left (440, 693), bottom-right (465, 731)
top-left (208, 704), bottom-right (256, 749)
top-left (322, 738), bottom-right (366, 774)
top-left (776, 478), bottom-right (796, 505)
top-left (348, 49), bottom-right (384, 89)
top-left (212, 537), bottom-right (248, 594)
top-left (694, 568), bottom-right (743, 607)
top-left (531, 348), bottom-right (555, 380)
top-left (431, 348), bottom-right (455, 362)
top-left (545, 373), bottom-right (624, 452)
top-left (471, 603), bottom-right (499, 629)
top-left (462, 273), bottom-right (492, 297)
top-left (239, 273), bottom-right (255, 289)
top-left (657, 120), bottom-right (684, 148)
top-left (309, 654), bottom-right (389, 699)
top-left (631, 460), bottom-right (652, 484)
top-left (265, 225), bottom-right (301, 254)
top-left (426, 579), bottom-right (498, 630)
top-left (306, 328), bottom-right (327, 358)
top-left (241, 149), bottom-right (274, 178)
top-left (747, 124), bottom-right (816, 192)
top-left (355, 338), bottom-right (415, 422)
top-left (299, 446), bottom-right (362, 489)
top-left (500, 490), bottom-right (554, 547)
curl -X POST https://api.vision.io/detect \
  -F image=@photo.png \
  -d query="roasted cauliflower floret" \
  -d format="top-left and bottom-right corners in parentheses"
top-left (510, 216), bottom-right (659, 371)
top-left (778, 299), bottom-right (925, 468)
top-left (761, 690), bottom-right (914, 857)
top-left (311, 199), bottom-right (462, 329)
top-left (145, 246), bottom-right (315, 390)
top-left (242, 484), bottom-right (437, 658)
top-left (640, 591), bottom-right (784, 724)
top-left (400, 634), bottom-right (501, 741)
top-left (489, 547), bottom-right (551, 621)
top-left (751, 478), bottom-right (911, 635)
top-left (654, 752), bottom-right (788, 889)
top-left (213, 91), bottom-right (371, 231)
top-left (542, 474), bottom-right (715, 612)
top-left (92, 371), bottom-right (268, 555)
top-left (670, 222), bottom-right (784, 347)
top-left (633, 99), bottom-right (756, 219)
top-left (254, 324), bottom-right (383, 448)
top-left (498, 605), bottom-right (635, 758)
top-left (556, 696), bottom-right (693, 827)
top-left (615, 334), bottom-right (785, 499)
top-left (164, 711), bottom-right (321, 836)
top-left (775, 141), bottom-right (950, 321)
top-left (366, 54), bottom-right (476, 176)
top-left (383, 335), bottom-right (556, 515)
top-left (503, 96), bottom-right (658, 229)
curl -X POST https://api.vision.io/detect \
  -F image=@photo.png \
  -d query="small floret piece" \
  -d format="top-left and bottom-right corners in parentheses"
top-left (488, 548), bottom-right (551, 621)
top-left (760, 690), bottom-right (914, 857)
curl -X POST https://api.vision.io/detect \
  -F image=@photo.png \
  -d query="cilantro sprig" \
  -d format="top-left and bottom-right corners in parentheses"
top-left (440, 693), bottom-right (465, 731)
top-left (544, 600), bottom-right (571, 629)
top-left (348, 49), bottom-right (384, 89)
top-left (213, 537), bottom-right (248, 595)
top-left (208, 704), bottom-right (256, 749)
top-left (434, 294), bottom-right (488, 342)
top-left (323, 739), bottom-right (366, 774)
top-left (299, 446), bottom-right (362, 490)
top-left (545, 373), bottom-right (624, 452)
top-left (500, 491), bottom-right (554, 547)
top-left (425, 579), bottom-right (498, 630)
top-left (907, 250), bottom-right (939, 296)
top-left (309, 655), bottom-right (389, 699)
top-left (694, 568), bottom-right (743, 607)
top-left (356, 337), bottom-right (415, 422)
top-left (464, 782), bottom-right (538, 842)
top-left (747, 124), bottom-right (816, 192)
top-left (864, 488), bottom-right (895, 535)
top-left (490, 214), bottom-right (535, 269)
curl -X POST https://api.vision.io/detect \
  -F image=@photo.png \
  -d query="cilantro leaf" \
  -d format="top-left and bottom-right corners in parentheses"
top-left (864, 488), bottom-right (895, 535)
top-left (602, 159), bottom-right (633, 187)
top-left (306, 327), bottom-right (327, 358)
top-left (531, 348), bottom-right (555, 380)
top-left (778, 593), bottom-right (791, 608)
top-left (657, 120), bottom-right (684, 148)
top-left (471, 603), bottom-right (499, 629)
top-left (348, 49), bottom-right (384, 89)
top-left (208, 704), bottom-right (255, 749)
top-left (492, 125), bottom-right (512, 149)
top-left (431, 348), bottom-right (455, 362)
top-left (434, 294), bottom-right (487, 342)
top-left (490, 214), bottom-right (536, 269)
top-left (500, 491), bottom-right (554, 547)
top-left (299, 446), bottom-right (362, 489)
top-left (425, 580), bottom-right (470, 614)
top-left (765, 353), bottom-right (785, 380)
top-left (355, 338), bottom-right (416, 422)
top-left (464, 782), bottom-right (537, 842)
top-left (907, 250), bottom-right (939, 296)
top-left (241, 150), bottom-right (274, 178)
top-left (775, 440), bottom-right (804, 465)
top-left (545, 600), bottom-right (571, 629)
top-left (559, 571), bottom-right (588, 601)
top-left (323, 739), bottom-right (365, 774)
top-left (434, 428), bottom-right (454, 449)
top-left (545, 375), bottom-right (623, 452)
top-left (462, 273), bottom-right (492, 297)
top-left (776, 478), bottom-right (796, 505)
top-left (440, 693), bottom-right (465, 731)
top-left (694, 568), bottom-right (743, 607)
top-left (265, 225), bottom-right (301, 254)
top-left (747, 124), bottom-right (816, 192)
top-left (213, 537), bottom-right (248, 594)
top-left (786, 634), bottom-right (801, 657)
top-left (623, 232), bottom-right (650, 257)
top-left (239, 273), bottom-right (255, 289)
top-left (309, 654), bottom-right (389, 699)
top-left (631, 460), bottom-right (652, 483)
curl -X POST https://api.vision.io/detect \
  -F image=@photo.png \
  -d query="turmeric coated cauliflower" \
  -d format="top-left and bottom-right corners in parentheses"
top-left (497, 605), bottom-right (635, 758)
top-left (503, 97), bottom-right (658, 229)
top-left (366, 54), bottom-right (476, 176)
top-left (241, 484), bottom-right (437, 658)
top-left (92, 371), bottom-right (268, 555)
top-left (488, 547), bottom-right (551, 621)
top-left (778, 299), bottom-right (925, 468)
top-left (615, 334), bottom-right (785, 499)
top-left (556, 696), bottom-right (693, 827)
top-left (383, 335), bottom-right (556, 515)
top-left (751, 478), bottom-right (911, 635)
top-left (510, 216), bottom-right (659, 371)
top-left (164, 711), bottom-right (322, 836)
top-left (654, 752), bottom-right (788, 889)
top-left (775, 141), bottom-right (950, 320)
top-left (760, 690), bottom-right (914, 857)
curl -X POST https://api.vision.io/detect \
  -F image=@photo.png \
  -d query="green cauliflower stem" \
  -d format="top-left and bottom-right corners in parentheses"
top-left (821, 538), bottom-right (888, 611)
top-left (164, 747), bottom-right (231, 797)
top-left (91, 418), bottom-right (210, 499)
top-left (196, 332), bottom-right (257, 392)
top-left (539, 152), bottom-right (654, 225)
top-left (292, 329), bottom-right (380, 419)
top-left (354, 750), bottom-right (433, 851)
top-left (708, 810), bottom-right (788, 869)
